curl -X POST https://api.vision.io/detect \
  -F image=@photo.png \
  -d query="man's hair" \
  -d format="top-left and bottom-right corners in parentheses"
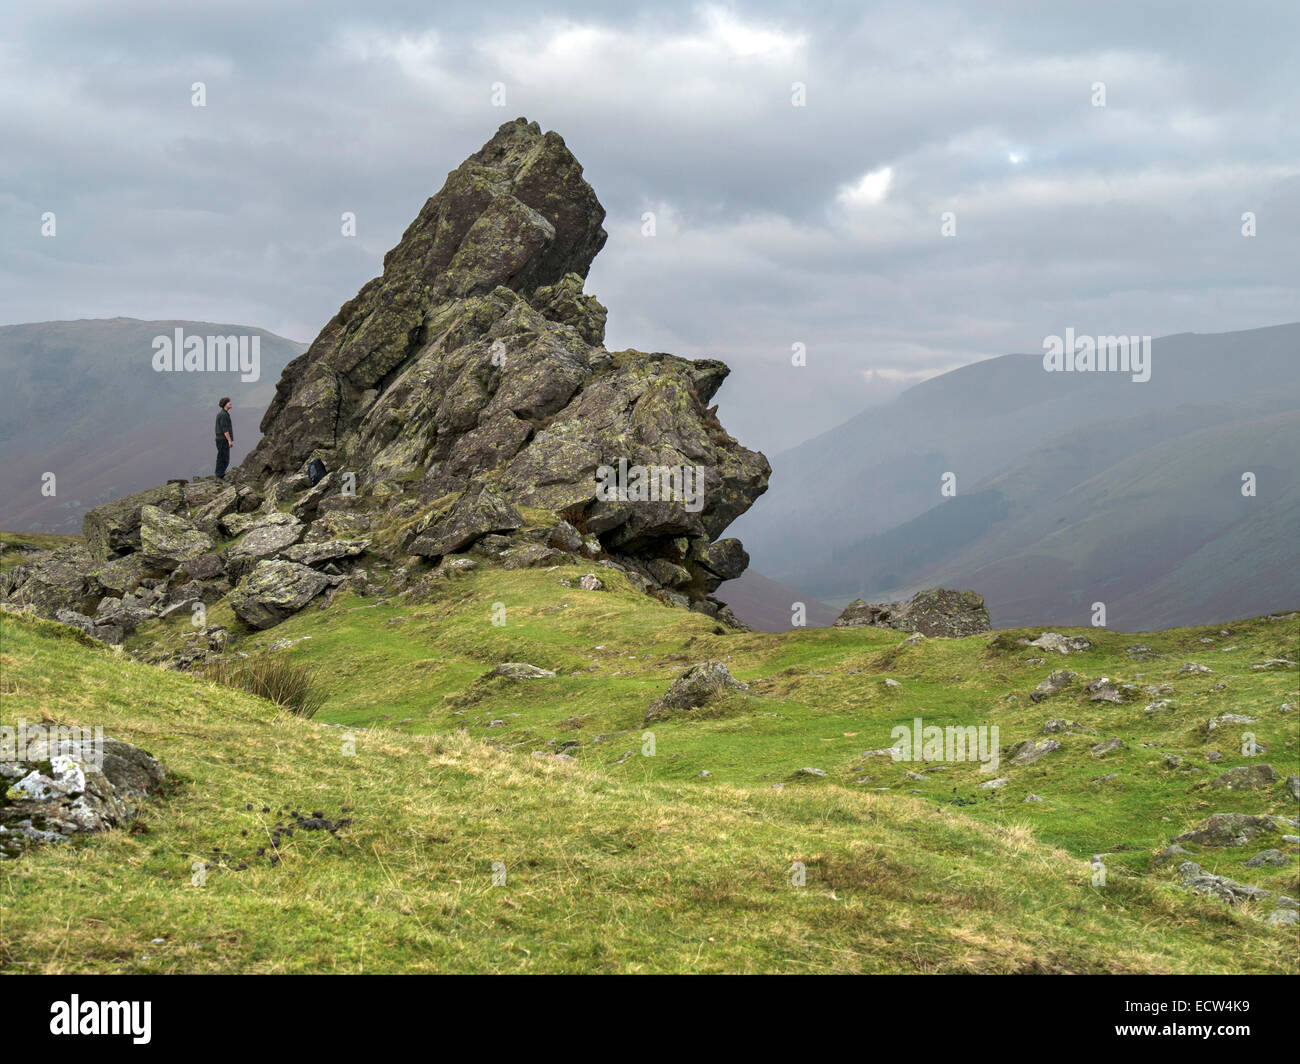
top-left (219, 397), bottom-right (231, 408)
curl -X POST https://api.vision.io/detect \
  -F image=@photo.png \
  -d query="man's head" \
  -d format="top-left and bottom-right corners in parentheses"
top-left (219, 397), bottom-right (232, 410)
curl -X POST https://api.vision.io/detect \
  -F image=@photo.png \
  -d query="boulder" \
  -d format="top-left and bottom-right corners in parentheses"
top-left (1030, 669), bottom-right (1076, 703)
top-left (1, 734), bottom-right (165, 858)
top-left (1173, 813), bottom-right (1279, 847)
top-left (304, 511), bottom-right (372, 543)
top-left (91, 553), bottom-right (147, 596)
top-left (82, 482), bottom-right (183, 560)
top-left (228, 560), bottom-right (332, 629)
top-left (289, 471), bottom-right (339, 520)
top-left (181, 553), bottom-right (226, 581)
top-left (139, 505), bottom-right (213, 570)
top-left (280, 539), bottom-right (371, 567)
top-left (547, 519), bottom-right (584, 553)
top-left (408, 488), bottom-right (523, 558)
top-left (232, 118), bottom-right (766, 593)
top-left (1009, 739), bottom-right (1062, 766)
top-left (94, 595), bottom-right (156, 633)
top-left (1086, 677), bottom-right (1136, 703)
top-left (1206, 713), bottom-right (1255, 731)
top-left (228, 519), bottom-right (305, 562)
top-left (490, 662), bottom-right (556, 680)
top-left (1027, 632), bottom-right (1092, 654)
top-left (1, 544), bottom-right (100, 616)
top-left (690, 537), bottom-right (748, 590)
top-left (220, 510), bottom-right (299, 538)
top-left (1177, 861), bottom-right (1274, 904)
top-left (1244, 849), bottom-right (1290, 868)
top-left (646, 661), bottom-right (749, 721)
top-left (1211, 764), bottom-right (1278, 791)
top-left (645, 558), bottom-right (691, 588)
top-left (190, 486), bottom-right (239, 534)
top-left (833, 588), bottom-right (990, 637)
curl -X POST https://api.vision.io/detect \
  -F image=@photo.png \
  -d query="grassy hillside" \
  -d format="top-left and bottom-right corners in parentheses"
top-left (3, 566), bottom-right (1297, 973)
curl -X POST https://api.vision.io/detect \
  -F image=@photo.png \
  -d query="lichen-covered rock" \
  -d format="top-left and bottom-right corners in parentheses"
top-left (14, 118), bottom-right (767, 627)
top-left (190, 486), bottom-right (239, 534)
top-left (1, 543), bottom-right (100, 616)
top-left (1173, 813), bottom-right (1279, 847)
top-left (1, 734), bottom-right (165, 858)
top-left (408, 488), bottom-right (523, 558)
top-left (82, 482), bottom-right (184, 560)
top-left (304, 511), bottom-right (371, 543)
top-left (1086, 677), bottom-right (1137, 703)
top-left (227, 519), bottom-right (305, 562)
top-left (237, 118), bottom-right (766, 599)
top-left (1212, 764), bottom-right (1278, 791)
top-left (1028, 632), bottom-right (1093, 654)
top-left (646, 661), bottom-right (749, 721)
top-left (228, 559), bottom-right (332, 629)
top-left (1030, 669), bottom-right (1077, 703)
top-left (1177, 861), bottom-right (1275, 904)
top-left (280, 539), bottom-right (371, 567)
top-left (1009, 738), bottom-right (1062, 766)
top-left (180, 553), bottom-right (226, 581)
top-left (490, 662), bottom-right (556, 680)
top-left (139, 505), bottom-right (213, 570)
top-left (91, 552), bottom-right (147, 595)
top-left (834, 588), bottom-right (990, 638)
top-left (93, 594), bottom-right (156, 633)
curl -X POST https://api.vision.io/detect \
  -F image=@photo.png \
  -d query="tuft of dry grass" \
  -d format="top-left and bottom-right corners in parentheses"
top-left (201, 654), bottom-right (327, 718)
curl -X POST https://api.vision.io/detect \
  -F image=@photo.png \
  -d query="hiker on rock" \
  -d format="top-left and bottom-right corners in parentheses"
top-left (215, 397), bottom-right (234, 479)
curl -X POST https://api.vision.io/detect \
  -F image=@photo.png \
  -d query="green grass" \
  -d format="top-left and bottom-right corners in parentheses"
top-left (0, 530), bottom-right (80, 571)
top-left (2, 568), bottom-right (1298, 972)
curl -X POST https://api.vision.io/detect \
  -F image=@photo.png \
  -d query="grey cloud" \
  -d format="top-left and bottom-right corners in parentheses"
top-left (2, 0), bottom-right (1296, 452)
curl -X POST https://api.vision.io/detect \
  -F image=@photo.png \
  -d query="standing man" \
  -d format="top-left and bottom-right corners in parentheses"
top-left (215, 397), bottom-right (234, 479)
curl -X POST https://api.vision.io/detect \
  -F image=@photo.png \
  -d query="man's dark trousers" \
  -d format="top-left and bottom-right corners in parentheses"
top-left (215, 438), bottom-right (230, 479)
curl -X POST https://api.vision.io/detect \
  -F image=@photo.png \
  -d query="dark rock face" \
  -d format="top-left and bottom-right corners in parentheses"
top-left (834, 588), bottom-right (991, 638)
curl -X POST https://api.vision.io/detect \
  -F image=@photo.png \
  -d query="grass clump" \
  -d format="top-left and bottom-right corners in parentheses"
top-left (201, 654), bottom-right (327, 718)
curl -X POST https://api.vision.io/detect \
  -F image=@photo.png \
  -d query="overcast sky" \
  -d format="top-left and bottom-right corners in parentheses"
top-left (3, 0), bottom-right (1297, 452)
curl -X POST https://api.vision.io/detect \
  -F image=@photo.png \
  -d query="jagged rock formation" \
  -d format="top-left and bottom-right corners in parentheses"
top-left (2, 119), bottom-right (769, 645)
top-left (833, 588), bottom-right (991, 638)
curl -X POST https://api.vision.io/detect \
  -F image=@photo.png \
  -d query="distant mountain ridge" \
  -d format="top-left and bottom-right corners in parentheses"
top-left (733, 322), bottom-right (1300, 630)
top-left (0, 318), bottom-right (304, 534)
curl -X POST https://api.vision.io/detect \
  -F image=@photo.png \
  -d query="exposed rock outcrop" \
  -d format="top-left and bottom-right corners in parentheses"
top-left (241, 117), bottom-right (768, 577)
top-left (834, 588), bottom-right (990, 638)
top-left (3, 119), bottom-right (768, 641)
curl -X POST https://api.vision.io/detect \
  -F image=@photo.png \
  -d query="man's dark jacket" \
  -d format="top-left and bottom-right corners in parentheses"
top-left (215, 408), bottom-right (233, 443)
